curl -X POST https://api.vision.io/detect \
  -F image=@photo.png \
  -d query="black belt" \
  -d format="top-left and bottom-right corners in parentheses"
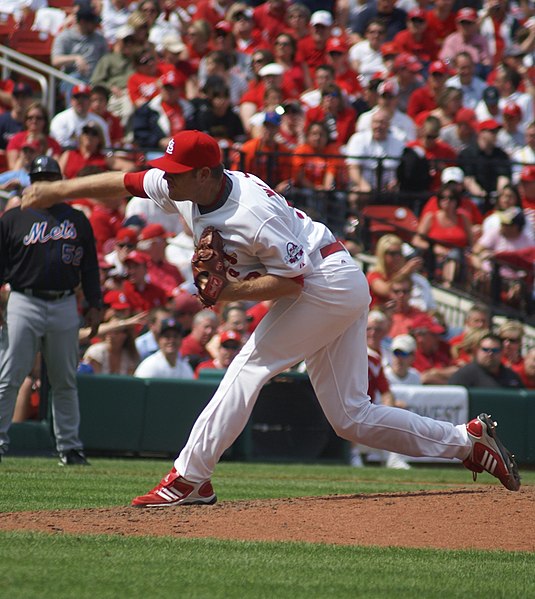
top-left (320, 241), bottom-right (346, 259)
top-left (13, 288), bottom-right (75, 301)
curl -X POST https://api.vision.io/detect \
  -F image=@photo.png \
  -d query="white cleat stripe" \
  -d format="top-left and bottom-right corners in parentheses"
top-left (157, 488), bottom-right (182, 501)
top-left (481, 450), bottom-right (498, 474)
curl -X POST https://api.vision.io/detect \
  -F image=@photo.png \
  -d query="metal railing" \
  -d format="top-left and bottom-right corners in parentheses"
top-left (0, 43), bottom-right (82, 115)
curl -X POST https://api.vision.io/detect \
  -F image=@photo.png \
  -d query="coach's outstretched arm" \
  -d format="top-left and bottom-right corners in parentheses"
top-left (21, 172), bottom-right (127, 210)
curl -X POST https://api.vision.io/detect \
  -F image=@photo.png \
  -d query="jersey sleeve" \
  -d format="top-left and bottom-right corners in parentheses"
top-left (252, 215), bottom-right (314, 279)
top-left (124, 168), bottom-right (182, 215)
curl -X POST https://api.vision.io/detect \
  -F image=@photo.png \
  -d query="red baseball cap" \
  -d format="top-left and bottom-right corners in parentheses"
top-left (220, 330), bottom-right (242, 346)
top-left (139, 223), bottom-right (171, 240)
top-left (502, 102), bottom-right (522, 118)
top-left (477, 119), bottom-right (501, 132)
top-left (172, 291), bottom-right (203, 314)
top-left (214, 20), bottom-right (232, 33)
top-left (408, 8), bottom-right (427, 20)
top-left (124, 250), bottom-right (149, 265)
top-left (411, 314), bottom-right (445, 335)
top-left (72, 83), bottom-right (92, 96)
top-left (456, 7), bottom-right (478, 22)
top-left (148, 130), bottom-right (222, 174)
top-left (103, 290), bottom-right (132, 311)
top-left (428, 60), bottom-right (449, 75)
top-left (377, 79), bottom-right (399, 96)
top-left (393, 53), bottom-right (423, 72)
top-left (455, 107), bottom-right (477, 125)
top-left (115, 227), bottom-right (138, 245)
top-left (380, 41), bottom-right (399, 57)
top-left (520, 165), bottom-right (535, 182)
top-left (160, 70), bottom-right (181, 88)
top-left (326, 37), bottom-right (348, 53)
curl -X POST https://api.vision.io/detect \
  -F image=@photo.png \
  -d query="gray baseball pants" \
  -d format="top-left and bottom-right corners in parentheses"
top-left (0, 291), bottom-right (82, 455)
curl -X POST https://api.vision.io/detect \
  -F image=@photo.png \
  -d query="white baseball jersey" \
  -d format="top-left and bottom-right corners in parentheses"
top-left (136, 169), bottom-right (336, 283)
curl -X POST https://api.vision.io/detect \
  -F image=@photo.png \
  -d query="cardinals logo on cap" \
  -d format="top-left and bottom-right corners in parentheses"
top-left (166, 138), bottom-right (175, 155)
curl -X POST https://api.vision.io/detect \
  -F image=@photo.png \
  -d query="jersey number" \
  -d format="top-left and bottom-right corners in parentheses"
top-left (62, 244), bottom-right (83, 266)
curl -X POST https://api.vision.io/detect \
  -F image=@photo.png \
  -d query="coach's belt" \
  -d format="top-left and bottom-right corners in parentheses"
top-left (13, 288), bottom-right (75, 301)
top-left (319, 241), bottom-right (346, 259)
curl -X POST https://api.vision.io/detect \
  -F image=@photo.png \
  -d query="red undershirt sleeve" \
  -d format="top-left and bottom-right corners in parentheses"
top-left (124, 171), bottom-right (149, 198)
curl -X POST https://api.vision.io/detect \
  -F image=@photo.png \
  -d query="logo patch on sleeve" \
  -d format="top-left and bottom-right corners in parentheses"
top-left (284, 242), bottom-right (304, 265)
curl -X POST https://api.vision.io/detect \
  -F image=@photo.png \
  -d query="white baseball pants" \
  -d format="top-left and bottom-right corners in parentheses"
top-left (176, 254), bottom-right (471, 482)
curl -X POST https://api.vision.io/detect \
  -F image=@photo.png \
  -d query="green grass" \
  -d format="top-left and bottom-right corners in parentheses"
top-left (1, 458), bottom-right (534, 599)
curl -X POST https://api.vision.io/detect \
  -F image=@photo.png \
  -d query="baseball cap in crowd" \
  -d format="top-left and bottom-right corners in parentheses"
top-left (393, 53), bottom-right (423, 72)
top-left (499, 206), bottom-right (525, 227)
top-left (483, 86), bottom-right (499, 105)
top-left (455, 107), bottom-right (477, 126)
top-left (391, 334), bottom-right (416, 354)
top-left (160, 71), bottom-right (181, 88)
top-left (125, 250), bottom-right (149, 265)
top-left (173, 291), bottom-right (203, 315)
top-left (310, 10), bottom-right (333, 27)
top-left (115, 24), bottom-right (135, 41)
top-left (220, 330), bottom-right (242, 349)
top-left (103, 290), bottom-right (131, 311)
top-left (326, 37), bottom-right (348, 54)
top-left (428, 60), bottom-right (449, 75)
top-left (116, 227), bottom-right (138, 246)
top-left (380, 41), bottom-right (399, 57)
top-left (281, 100), bottom-right (303, 114)
top-left (214, 20), bottom-right (232, 34)
top-left (377, 79), bottom-right (399, 97)
top-left (477, 119), bottom-right (501, 132)
top-left (411, 314), bottom-right (445, 335)
top-left (264, 111), bottom-right (281, 126)
top-left (229, 5), bottom-right (253, 21)
top-left (77, 6), bottom-right (101, 23)
top-left (72, 83), bottom-right (92, 97)
top-left (258, 63), bottom-right (284, 77)
top-left (520, 165), bottom-right (535, 183)
top-left (81, 120), bottom-right (103, 137)
top-left (456, 7), bottom-right (478, 22)
top-left (162, 34), bottom-right (186, 54)
top-left (502, 102), bottom-right (522, 118)
top-left (13, 82), bottom-right (33, 96)
top-left (139, 223), bottom-right (171, 241)
top-left (158, 318), bottom-right (183, 336)
top-left (408, 8), bottom-right (427, 20)
top-left (441, 166), bottom-right (464, 184)
top-left (148, 130), bottom-right (222, 173)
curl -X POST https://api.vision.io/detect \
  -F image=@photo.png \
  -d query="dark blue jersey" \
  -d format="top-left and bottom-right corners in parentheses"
top-left (0, 203), bottom-right (102, 308)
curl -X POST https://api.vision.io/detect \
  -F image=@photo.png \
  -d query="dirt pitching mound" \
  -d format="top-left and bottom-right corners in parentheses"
top-left (1, 486), bottom-right (533, 551)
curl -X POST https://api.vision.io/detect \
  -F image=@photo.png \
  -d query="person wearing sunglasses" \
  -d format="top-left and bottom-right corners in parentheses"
top-left (449, 333), bottom-right (524, 388)
top-left (496, 319), bottom-right (525, 371)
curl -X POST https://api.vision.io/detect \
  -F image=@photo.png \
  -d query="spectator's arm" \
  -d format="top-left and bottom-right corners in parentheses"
top-left (347, 163), bottom-right (371, 192)
top-left (421, 365), bottom-right (459, 385)
top-left (462, 175), bottom-right (486, 198)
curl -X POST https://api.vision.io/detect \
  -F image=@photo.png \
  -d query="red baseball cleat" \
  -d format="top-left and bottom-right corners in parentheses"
top-left (131, 468), bottom-right (217, 507)
top-left (464, 413), bottom-right (520, 491)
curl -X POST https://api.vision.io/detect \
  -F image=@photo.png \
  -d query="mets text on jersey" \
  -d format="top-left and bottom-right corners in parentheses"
top-left (23, 220), bottom-right (78, 245)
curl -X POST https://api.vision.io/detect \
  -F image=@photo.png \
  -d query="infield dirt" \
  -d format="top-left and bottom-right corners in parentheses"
top-left (1, 486), bottom-right (534, 551)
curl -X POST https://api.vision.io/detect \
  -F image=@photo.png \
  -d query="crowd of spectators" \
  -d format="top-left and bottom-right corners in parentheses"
top-left (1, 0), bottom-right (534, 425)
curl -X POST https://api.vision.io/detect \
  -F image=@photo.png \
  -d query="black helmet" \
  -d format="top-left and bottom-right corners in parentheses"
top-left (29, 155), bottom-right (63, 182)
